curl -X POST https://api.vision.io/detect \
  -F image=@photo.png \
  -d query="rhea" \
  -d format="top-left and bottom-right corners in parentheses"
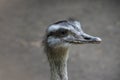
top-left (43, 19), bottom-right (101, 80)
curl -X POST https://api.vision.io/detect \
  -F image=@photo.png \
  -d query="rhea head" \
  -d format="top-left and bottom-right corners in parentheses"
top-left (45, 19), bottom-right (102, 48)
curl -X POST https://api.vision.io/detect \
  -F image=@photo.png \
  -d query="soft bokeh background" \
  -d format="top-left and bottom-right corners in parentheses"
top-left (0, 0), bottom-right (120, 80)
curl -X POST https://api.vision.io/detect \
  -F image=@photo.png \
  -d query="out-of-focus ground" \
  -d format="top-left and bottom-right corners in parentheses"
top-left (0, 0), bottom-right (120, 80)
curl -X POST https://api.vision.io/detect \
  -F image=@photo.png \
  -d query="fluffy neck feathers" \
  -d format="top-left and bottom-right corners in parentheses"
top-left (45, 45), bottom-right (69, 80)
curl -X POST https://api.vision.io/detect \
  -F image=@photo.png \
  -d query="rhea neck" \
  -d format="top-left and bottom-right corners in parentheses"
top-left (46, 45), bottom-right (69, 80)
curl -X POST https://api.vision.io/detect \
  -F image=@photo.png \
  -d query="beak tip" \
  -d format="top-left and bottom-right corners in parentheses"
top-left (95, 37), bottom-right (102, 43)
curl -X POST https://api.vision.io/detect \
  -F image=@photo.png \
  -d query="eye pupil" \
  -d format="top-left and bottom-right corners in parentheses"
top-left (61, 31), bottom-right (66, 34)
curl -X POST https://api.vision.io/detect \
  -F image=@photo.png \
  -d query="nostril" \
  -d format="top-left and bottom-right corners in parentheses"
top-left (84, 37), bottom-right (91, 40)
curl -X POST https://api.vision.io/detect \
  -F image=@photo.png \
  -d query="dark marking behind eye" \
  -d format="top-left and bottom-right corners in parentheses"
top-left (47, 31), bottom-right (55, 37)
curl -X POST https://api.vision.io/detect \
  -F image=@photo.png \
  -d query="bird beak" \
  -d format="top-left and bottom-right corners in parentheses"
top-left (65, 32), bottom-right (102, 44)
top-left (79, 32), bottom-right (102, 44)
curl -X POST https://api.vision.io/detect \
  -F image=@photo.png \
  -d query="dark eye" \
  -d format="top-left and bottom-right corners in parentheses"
top-left (58, 29), bottom-right (68, 37)
top-left (47, 29), bottom-right (69, 37)
top-left (60, 30), bottom-right (66, 35)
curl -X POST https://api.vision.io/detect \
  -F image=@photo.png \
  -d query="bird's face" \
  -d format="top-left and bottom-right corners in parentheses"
top-left (46, 20), bottom-right (101, 48)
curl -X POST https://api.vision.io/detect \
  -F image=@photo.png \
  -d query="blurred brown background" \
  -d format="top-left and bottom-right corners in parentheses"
top-left (0, 0), bottom-right (120, 80)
